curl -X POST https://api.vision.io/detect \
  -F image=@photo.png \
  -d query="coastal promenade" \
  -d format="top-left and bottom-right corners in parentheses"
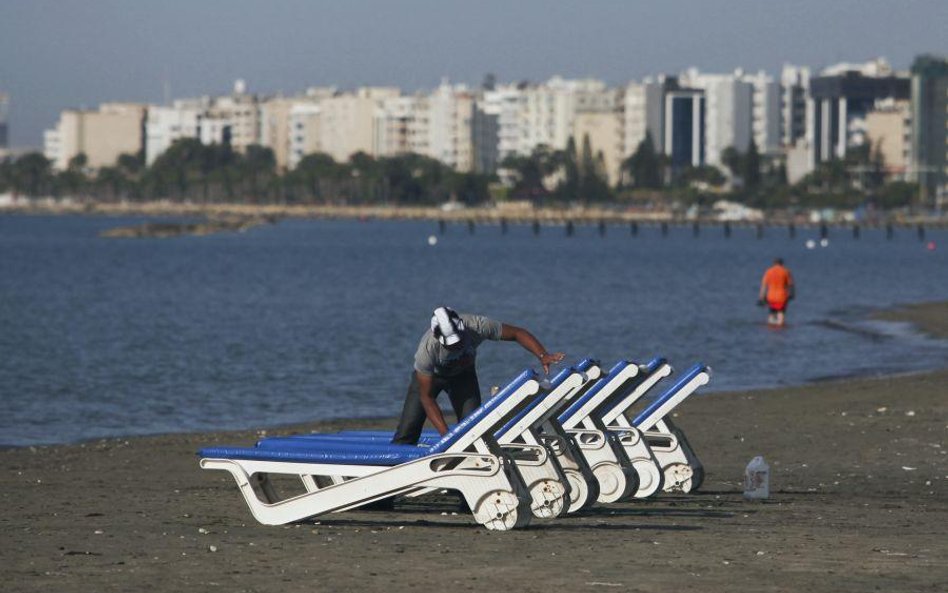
top-left (6, 199), bottom-right (948, 232)
top-left (3, 303), bottom-right (946, 593)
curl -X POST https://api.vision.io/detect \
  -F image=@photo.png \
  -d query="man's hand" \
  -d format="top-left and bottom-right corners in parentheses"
top-left (538, 352), bottom-right (565, 375)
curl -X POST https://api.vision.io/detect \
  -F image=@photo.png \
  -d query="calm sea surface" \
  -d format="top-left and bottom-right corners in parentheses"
top-left (1, 214), bottom-right (946, 446)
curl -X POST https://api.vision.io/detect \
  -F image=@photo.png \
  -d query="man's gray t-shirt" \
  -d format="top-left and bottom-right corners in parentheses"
top-left (414, 313), bottom-right (503, 377)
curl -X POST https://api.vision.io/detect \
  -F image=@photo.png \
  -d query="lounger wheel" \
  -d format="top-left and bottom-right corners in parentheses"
top-left (662, 463), bottom-right (695, 493)
top-left (630, 457), bottom-right (664, 499)
top-left (529, 479), bottom-right (568, 519)
top-left (563, 468), bottom-right (594, 513)
top-left (592, 463), bottom-right (632, 503)
top-left (472, 490), bottom-right (528, 531)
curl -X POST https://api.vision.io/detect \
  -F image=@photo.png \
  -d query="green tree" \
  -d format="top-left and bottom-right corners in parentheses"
top-left (622, 132), bottom-right (662, 189)
top-left (744, 139), bottom-right (761, 190)
top-left (242, 145), bottom-right (277, 202)
top-left (10, 152), bottom-right (54, 197)
top-left (721, 146), bottom-right (743, 181)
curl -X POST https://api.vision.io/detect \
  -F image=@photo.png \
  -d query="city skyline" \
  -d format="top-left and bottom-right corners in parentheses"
top-left (2, 0), bottom-right (946, 148)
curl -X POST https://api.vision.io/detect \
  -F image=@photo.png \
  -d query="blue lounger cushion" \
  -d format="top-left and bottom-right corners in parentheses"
top-left (198, 443), bottom-right (430, 465)
top-left (631, 363), bottom-right (707, 426)
top-left (199, 369), bottom-right (538, 465)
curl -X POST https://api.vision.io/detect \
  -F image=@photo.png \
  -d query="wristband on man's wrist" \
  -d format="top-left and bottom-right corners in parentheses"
top-left (538, 352), bottom-right (548, 359)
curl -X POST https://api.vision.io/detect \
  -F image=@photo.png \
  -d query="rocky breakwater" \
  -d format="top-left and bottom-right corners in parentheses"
top-left (99, 216), bottom-right (277, 238)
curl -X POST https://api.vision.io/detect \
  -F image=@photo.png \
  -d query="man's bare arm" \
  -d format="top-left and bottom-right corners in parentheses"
top-left (416, 371), bottom-right (450, 435)
top-left (500, 324), bottom-right (565, 374)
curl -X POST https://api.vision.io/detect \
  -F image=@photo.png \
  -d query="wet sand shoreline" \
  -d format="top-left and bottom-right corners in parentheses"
top-left (3, 304), bottom-right (947, 592)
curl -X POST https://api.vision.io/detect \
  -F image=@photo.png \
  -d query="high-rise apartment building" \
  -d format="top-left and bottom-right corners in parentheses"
top-left (781, 65), bottom-right (810, 148)
top-left (680, 69), bottom-right (753, 167)
top-left (807, 59), bottom-right (910, 168)
top-left (864, 98), bottom-right (911, 175)
top-left (664, 90), bottom-right (705, 169)
top-left (428, 81), bottom-right (474, 172)
top-left (741, 70), bottom-right (781, 155)
top-left (621, 77), bottom-right (675, 158)
top-left (0, 92), bottom-right (9, 155)
top-left (910, 55), bottom-right (948, 206)
top-left (478, 84), bottom-right (523, 168)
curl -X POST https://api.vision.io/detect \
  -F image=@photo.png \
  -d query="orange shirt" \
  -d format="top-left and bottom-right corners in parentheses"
top-left (762, 265), bottom-right (793, 303)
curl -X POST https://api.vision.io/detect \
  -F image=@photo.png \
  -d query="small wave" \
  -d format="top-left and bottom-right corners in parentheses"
top-left (811, 318), bottom-right (892, 341)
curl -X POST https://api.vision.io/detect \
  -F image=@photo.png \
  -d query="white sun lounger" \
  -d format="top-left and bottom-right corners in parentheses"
top-left (598, 362), bottom-right (711, 493)
top-left (258, 360), bottom-right (600, 518)
top-left (198, 369), bottom-right (543, 531)
top-left (555, 361), bottom-right (647, 503)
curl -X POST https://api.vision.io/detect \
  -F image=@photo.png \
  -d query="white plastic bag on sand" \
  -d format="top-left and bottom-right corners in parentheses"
top-left (743, 456), bottom-right (770, 500)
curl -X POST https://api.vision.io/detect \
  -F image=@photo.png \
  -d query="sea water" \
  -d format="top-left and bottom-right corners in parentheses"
top-left (1, 214), bottom-right (947, 446)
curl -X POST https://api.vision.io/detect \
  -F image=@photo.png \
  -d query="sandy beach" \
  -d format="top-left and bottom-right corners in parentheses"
top-left (3, 305), bottom-right (947, 593)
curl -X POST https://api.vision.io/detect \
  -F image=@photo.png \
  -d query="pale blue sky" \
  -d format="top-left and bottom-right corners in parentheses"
top-left (1, 0), bottom-right (945, 148)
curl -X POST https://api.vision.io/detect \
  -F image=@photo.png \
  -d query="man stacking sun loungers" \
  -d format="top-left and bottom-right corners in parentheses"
top-left (198, 307), bottom-right (712, 530)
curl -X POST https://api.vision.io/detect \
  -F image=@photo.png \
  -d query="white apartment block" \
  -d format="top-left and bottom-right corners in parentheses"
top-left (780, 65), bottom-right (810, 148)
top-left (376, 95), bottom-right (429, 157)
top-left (428, 81), bottom-right (474, 172)
top-left (741, 70), bottom-right (780, 155)
top-left (316, 87), bottom-right (398, 163)
top-left (681, 69), bottom-right (753, 167)
top-left (679, 68), bottom-right (780, 166)
top-left (517, 77), bottom-right (612, 155)
top-left (206, 90), bottom-right (261, 153)
top-left (481, 84), bottom-right (523, 164)
top-left (621, 77), bottom-right (673, 158)
top-left (145, 99), bottom-right (204, 165)
top-left (288, 102), bottom-right (321, 169)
